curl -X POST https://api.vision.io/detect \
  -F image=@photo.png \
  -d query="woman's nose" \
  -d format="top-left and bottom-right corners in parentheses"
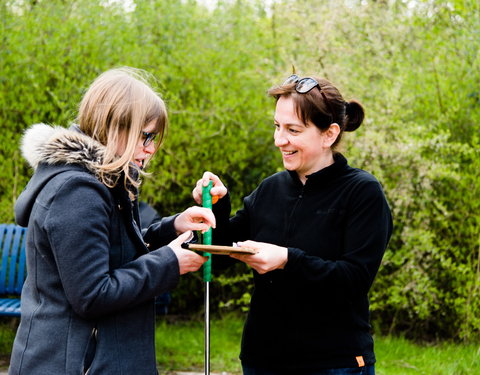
top-left (144, 142), bottom-right (156, 154)
top-left (274, 130), bottom-right (288, 147)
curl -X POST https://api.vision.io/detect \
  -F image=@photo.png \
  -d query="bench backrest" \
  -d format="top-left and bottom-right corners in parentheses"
top-left (0, 224), bottom-right (27, 295)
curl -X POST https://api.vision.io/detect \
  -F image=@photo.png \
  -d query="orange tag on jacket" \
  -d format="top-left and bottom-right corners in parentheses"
top-left (356, 356), bottom-right (365, 367)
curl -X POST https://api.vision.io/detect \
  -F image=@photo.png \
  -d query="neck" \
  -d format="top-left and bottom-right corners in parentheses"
top-left (298, 151), bottom-right (335, 184)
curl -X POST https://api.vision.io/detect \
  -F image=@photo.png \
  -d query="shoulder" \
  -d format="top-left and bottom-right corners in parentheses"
top-left (345, 164), bottom-right (382, 185)
top-left (341, 166), bottom-right (388, 199)
top-left (39, 165), bottom-right (113, 209)
top-left (339, 168), bottom-right (392, 222)
top-left (47, 164), bottom-right (108, 190)
top-left (42, 168), bottom-right (116, 229)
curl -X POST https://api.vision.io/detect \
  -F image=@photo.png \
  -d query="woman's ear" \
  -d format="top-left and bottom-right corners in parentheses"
top-left (322, 123), bottom-right (341, 148)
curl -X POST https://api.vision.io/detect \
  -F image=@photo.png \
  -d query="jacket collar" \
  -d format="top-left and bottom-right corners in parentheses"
top-left (287, 153), bottom-right (349, 188)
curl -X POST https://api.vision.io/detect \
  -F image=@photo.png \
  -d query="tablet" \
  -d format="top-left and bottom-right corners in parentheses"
top-left (185, 244), bottom-right (258, 255)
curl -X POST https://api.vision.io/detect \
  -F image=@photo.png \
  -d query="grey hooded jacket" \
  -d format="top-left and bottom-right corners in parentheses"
top-left (9, 124), bottom-right (180, 375)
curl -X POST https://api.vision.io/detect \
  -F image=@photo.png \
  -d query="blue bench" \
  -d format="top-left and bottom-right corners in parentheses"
top-left (0, 224), bottom-right (27, 317)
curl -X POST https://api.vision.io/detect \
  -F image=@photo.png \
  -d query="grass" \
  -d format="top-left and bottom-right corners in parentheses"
top-left (375, 335), bottom-right (480, 375)
top-left (155, 315), bottom-right (480, 375)
top-left (155, 314), bottom-right (244, 374)
top-left (0, 319), bottom-right (18, 370)
top-left (2, 316), bottom-right (480, 374)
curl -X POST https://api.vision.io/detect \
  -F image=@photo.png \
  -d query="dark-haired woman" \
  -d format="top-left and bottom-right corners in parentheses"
top-left (193, 75), bottom-right (393, 375)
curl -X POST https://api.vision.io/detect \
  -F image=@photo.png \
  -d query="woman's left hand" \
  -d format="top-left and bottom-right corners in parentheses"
top-left (230, 240), bottom-right (288, 274)
top-left (174, 206), bottom-right (216, 234)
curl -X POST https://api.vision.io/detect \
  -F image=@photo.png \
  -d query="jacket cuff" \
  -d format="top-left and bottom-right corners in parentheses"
top-left (212, 192), bottom-right (231, 219)
top-left (151, 245), bottom-right (181, 292)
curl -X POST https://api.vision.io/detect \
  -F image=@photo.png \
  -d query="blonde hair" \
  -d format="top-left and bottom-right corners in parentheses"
top-left (78, 67), bottom-right (167, 197)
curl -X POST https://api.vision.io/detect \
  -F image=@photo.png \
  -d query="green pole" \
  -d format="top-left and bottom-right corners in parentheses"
top-left (202, 181), bottom-right (213, 281)
top-left (202, 181), bottom-right (213, 375)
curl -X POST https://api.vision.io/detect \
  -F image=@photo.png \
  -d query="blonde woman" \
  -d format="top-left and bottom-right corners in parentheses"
top-left (10, 67), bottom-right (212, 374)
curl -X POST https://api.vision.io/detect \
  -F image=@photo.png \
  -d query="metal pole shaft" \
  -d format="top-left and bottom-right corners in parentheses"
top-left (204, 281), bottom-right (210, 375)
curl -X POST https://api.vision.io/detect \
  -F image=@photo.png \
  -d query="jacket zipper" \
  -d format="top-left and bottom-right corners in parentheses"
top-left (284, 184), bottom-right (305, 246)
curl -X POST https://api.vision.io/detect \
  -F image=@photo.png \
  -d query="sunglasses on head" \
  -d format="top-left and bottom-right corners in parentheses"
top-left (142, 132), bottom-right (157, 147)
top-left (283, 74), bottom-right (319, 93)
top-left (283, 74), bottom-right (335, 118)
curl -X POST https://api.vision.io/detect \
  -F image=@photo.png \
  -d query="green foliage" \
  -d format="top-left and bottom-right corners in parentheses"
top-left (367, 132), bottom-right (480, 341)
top-left (0, 320), bottom-right (17, 358)
top-left (1, 0), bottom-right (479, 341)
top-left (168, 261), bottom-right (253, 317)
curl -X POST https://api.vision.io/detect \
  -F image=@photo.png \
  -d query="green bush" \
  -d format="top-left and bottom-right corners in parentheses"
top-left (1, 0), bottom-right (478, 341)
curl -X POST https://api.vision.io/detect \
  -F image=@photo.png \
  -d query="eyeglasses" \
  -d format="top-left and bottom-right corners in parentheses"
top-left (283, 74), bottom-right (319, 93)
top-left (142, 132), bottom-right (158, 147)
top-left (283, 74), bottom-right (335, 119)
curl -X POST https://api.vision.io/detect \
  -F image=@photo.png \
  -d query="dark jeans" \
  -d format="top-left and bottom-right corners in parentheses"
top-left (242, 363), bottom-right (375, 375)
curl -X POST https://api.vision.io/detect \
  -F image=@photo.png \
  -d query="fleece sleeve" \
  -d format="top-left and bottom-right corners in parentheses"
top-left (212, 191), bottom-right (256, 246)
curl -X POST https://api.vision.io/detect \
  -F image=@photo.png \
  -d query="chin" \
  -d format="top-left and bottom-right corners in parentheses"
top-left (283, 163), bottom-right (298, 171)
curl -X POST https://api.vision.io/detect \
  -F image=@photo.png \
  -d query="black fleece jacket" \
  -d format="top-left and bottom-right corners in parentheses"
top-left (213, 153), bottom-right (392, 370)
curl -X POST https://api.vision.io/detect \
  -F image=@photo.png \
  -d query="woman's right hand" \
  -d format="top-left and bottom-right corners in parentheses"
top-left (192, 171), bottom-right (228, 205)
top-left (168, 231), bottom-right (207, 275)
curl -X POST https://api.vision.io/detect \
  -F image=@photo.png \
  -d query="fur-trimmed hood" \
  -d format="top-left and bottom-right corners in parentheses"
top-left (15, 124), bottom-right (115, 227)
top-left (21, 123), bottom-right (106, 173)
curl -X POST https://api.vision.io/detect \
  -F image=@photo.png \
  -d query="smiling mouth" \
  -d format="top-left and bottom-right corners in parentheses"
top-left (282, 151), bottom-right (297, 156)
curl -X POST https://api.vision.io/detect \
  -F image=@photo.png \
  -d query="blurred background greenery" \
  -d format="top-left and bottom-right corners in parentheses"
top-left (0, 0), bottom-right (479, 343)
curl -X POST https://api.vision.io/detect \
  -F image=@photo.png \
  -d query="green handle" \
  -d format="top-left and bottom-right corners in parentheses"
top-left (202, 181), bottom-right (213, 282)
